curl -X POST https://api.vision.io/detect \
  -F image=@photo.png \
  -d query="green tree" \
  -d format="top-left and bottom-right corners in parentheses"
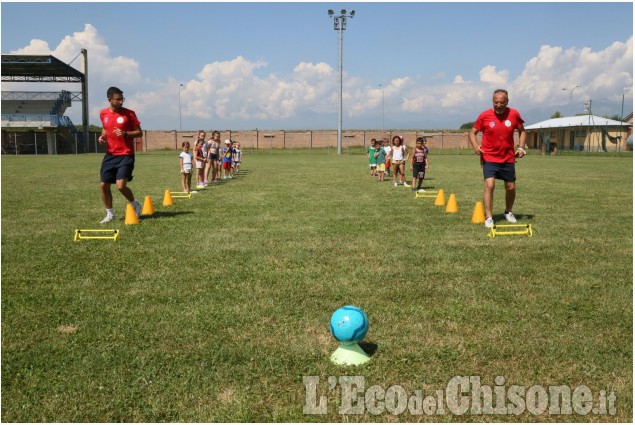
top-left (459, 121), bottom-right (474, 130)
top-left (602, 113), bottom-right (621, 121)
top-left (550, 111), bottom-right (562, 119)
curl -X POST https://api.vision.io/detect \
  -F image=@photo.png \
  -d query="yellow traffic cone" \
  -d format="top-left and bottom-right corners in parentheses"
top-left (163, 190), bottom-right (174, 206)
top-left (446, 194), bottom-right (458, 213)
top-left (125, 203), bottom-right (140, 225)
top-left (434, 189), bottom-right (446, 206)
top-left (471, 201), bottom-right (485, 224)
top-left (142, 195), bottom-right (155, 216)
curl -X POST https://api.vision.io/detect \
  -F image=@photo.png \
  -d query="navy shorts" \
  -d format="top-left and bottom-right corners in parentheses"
top-left (482, 161), bottom-right (516, 182)
top-left (413, 163), bottom-right (426, 179)
top-left (100, 153), bottom-right (135, 184)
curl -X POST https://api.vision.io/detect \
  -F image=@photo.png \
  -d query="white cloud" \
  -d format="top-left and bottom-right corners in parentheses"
top-left (512, 37), bottom-right (633, 107)
top-left (479, 65), bottom-right (509, 86)
top-left (5, 23), bottom-right (632, 129)
top-left (452, 75), bottom-right (469, 84)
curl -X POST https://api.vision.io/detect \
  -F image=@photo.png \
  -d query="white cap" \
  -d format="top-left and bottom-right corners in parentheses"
top-left (224, 139), bottom-right (231, 144)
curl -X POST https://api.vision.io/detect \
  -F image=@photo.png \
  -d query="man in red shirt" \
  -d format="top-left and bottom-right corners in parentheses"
top-left (468, 89), bottom-right (527, 228)
top-left (98, 87), bottom-right (143, 223)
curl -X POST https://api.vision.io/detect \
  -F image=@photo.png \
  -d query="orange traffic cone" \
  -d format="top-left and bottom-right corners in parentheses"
top-left (434, 189), bottom-right (446, 206)
top-left (125, 203), bottom-right (140, 225)
top-left (163, 190), bottom-right (173, 206)
top-left (446, 193), bottom-right (458, 213)
top-left (142, 195), bottom-right (155, 216)
top-left (471, 201), bottom-right (485, 224)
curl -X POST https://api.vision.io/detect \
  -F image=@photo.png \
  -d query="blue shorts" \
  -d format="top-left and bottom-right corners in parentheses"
top-left (100, 153), bottom-right (135, 184)
top-left (482, 161), bottom-right (515, 182)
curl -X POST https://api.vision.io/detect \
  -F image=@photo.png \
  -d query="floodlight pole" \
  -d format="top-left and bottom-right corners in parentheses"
top-left (379, 83), bottom-right (384, 133)
top-left (328, 9), bottom-right (355, 155)
top-left (81, 49), bottom-right (89, 150)
top-left (562, 84), bottom-right (580, 105)
top-left (178, 84), bottom-right (184, 131)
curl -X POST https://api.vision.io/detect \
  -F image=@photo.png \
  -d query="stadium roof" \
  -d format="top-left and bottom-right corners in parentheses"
top-left (1, 54), bottom-right (84, 83)
top-left (525, 115), bottom-right (630, 130)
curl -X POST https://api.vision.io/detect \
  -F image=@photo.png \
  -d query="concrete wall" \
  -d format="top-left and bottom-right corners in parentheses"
top-left (142, 129), bottom-right (473, 151)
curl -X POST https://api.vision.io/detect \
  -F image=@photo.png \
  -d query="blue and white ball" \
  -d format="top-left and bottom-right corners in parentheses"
top-left (329, 305), bottom-right (368, 343)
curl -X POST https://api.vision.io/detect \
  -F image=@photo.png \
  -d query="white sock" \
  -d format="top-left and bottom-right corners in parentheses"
top-left (106, 208), bottom-right (114, 217)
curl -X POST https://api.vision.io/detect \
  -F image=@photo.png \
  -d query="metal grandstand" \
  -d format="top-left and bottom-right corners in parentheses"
top-left (1, 51), bottom-right (91, 154)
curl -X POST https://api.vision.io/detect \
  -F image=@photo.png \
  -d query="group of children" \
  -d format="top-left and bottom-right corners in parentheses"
top-left (367, 136), bottom-right (429, 191)
top-left (178, 130), bottom-right (243, 193)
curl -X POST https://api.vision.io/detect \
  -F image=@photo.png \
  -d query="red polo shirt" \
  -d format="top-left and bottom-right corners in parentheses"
top-left (473, 108), bottom-right (524, 163)
top-left (100, 107), bottom-right (141, 156)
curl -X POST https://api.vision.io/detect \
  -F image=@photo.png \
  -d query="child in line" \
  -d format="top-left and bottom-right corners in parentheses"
top-left (389, 135), bottom-right (409, 187)
top-left (367, 139), bottom-right (378, 176)
top-left (410, 137), bottom-right (429, 191)
top-left (194, 138), bottom-right (207, 188)
top-left (375, 140), bottom-right (387, 182)
top-left (232, 141), bottom-right (242, 174)
top-left (382, 138), bottom-right (391, 177)
top-left (221, 139), bottom-right (234, 179)
top-left (179, 141), bottom-right (193, 193)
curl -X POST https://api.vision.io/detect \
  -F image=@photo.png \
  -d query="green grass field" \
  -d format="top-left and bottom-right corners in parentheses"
top-left (1, 151), bottom-right (632, 422)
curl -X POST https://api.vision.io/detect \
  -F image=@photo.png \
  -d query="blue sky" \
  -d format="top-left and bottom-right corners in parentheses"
top-left (2, 1), bottom-right (633, 130)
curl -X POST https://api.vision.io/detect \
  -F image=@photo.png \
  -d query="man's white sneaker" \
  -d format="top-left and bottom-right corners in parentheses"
top-left (132, 201), bottom-right (141, 218)
top-left (393, 182), bottom-right (398, 187)
top-left (505, 211), bottom-right (517, 223)
top-left (100, 214), bottom-right (115, 224)
top-left (485, 217), bottom-right (494, 228)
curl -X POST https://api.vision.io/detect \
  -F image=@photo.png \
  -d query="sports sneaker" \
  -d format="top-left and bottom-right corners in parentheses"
top-left (196, 184), bottom-right (205, 189)
top-left (485, 217), bottom-right (494, 228)
top-left (403, 182), bottom-right (410, 187)
top-left (100, 214), bottom-right (115, 224)
top-left (393, 182), bottom-right (398, 187)
top-left (132, 200), bottom-right (141, 218)
top-left (505, 211), bottom-right (517, 223)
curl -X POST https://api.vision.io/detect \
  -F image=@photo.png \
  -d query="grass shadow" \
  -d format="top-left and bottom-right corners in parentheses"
top-left (142, 211), bottom-right (195, 219)
top-left (359, 341), bottom-right (378, 357)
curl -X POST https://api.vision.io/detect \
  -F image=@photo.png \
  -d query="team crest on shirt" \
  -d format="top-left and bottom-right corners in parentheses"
top-left (104, 117), bottom-right (109, 123)
top-left (116, 117), bottom-right (125, 124)
top-left (489, 121), bottom-right (496, 128)
top-left (505, 120), bottom-right (512, 127)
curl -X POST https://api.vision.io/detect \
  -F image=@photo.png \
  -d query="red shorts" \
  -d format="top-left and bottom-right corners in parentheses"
top-left (222, 162), bottom-right (232, 169)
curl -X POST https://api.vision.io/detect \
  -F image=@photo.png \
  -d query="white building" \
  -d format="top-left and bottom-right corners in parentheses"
top-left (524, 115), bottom-right (631, 153)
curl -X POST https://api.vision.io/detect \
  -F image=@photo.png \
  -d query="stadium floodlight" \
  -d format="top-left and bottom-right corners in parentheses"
top-left (562, 84), bottom-right (580, 104)
top-left (327, 8), bottom-right (356, 155)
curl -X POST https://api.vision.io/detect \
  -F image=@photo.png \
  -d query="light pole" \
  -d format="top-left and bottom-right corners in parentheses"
top-left (379, 83), bottom-right (384, 134)
top-left (178, 83), bottom-right (184, 131)
top-left (328, 8), bottom-right (355, 155)
top-left (562, 84), bottom-right (580, 105)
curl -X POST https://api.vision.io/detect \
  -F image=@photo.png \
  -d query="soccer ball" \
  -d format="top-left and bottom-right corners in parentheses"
top-left (329, 305), bottom-right (368, 344)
